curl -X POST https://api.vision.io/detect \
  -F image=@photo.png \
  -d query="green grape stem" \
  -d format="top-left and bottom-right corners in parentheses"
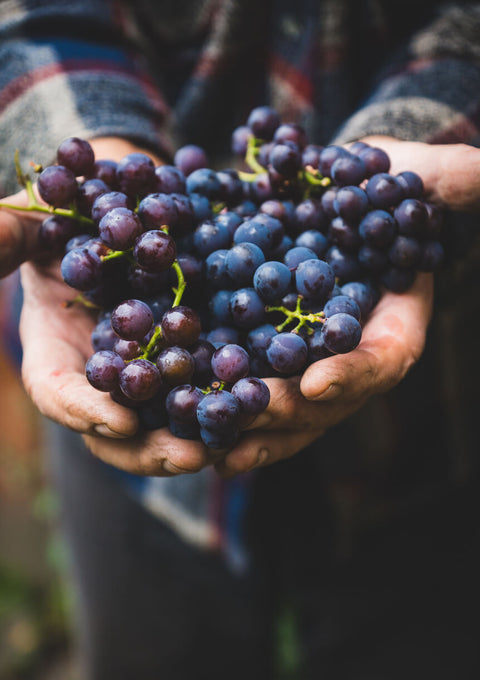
top-left (171, 259), bottom-right (186, 308)
top-left (266, 296), bottom-right (325, 334)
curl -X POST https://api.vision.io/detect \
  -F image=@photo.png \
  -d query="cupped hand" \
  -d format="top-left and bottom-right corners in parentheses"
top-left (2, 137), bottom-right (209, 476)
top-left (215, 137), bottom-right (480, 477)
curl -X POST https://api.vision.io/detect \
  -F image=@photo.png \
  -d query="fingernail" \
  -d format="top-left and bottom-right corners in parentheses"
top-left (93, 424), bottom-right (129, 439)
top-left (312, 383), bottom-right (343, 401)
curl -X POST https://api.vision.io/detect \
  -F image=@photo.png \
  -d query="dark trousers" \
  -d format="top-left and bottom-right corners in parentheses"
top-left (47, 424), bottom-right (480, 680)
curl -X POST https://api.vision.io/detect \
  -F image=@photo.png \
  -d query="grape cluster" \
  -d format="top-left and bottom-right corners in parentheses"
top-left (20, 106), bottom-right (445, 450)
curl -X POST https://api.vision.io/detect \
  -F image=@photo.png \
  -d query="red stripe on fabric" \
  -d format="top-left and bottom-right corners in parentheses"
top-left (269, 53), bottom-right (314, 102)
top-left (0, 59), bottom-right (169, 117)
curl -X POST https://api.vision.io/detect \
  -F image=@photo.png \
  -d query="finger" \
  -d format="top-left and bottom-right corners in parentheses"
top-left (300, 273), bottom-right (434, 402)
top-left (360, 136), bottom-right (480, 211)
top-left (214, 428), bottom-right (322, 478)
top-left (20, 263), bottom-right (139, 437)
top-left (0, 189), bottom-right (45, 277)
top-left (83, 428), bottom-right (209, 476)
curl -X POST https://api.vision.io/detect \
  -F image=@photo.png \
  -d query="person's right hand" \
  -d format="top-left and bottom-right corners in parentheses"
top-left (1, 137), bottom-right (210, 476)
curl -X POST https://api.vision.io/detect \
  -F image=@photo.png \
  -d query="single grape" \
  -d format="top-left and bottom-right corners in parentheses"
top-left (91, 318), bottom-right (117, 351)
top-left (295, 259), bottom-right (335, 303)
top-left (322, 313), bottom-right (362, 354)
top-left (323, 295), bottom-right (361, 321)
top-left (91, 191), bottom-right (132, 224)
top-left (116, 152), bottom-right (156, 198)
top-left (133, 230), bottom-right (177, 272)
top-left (85, 350), bottom-right (124, 391)
top-left (266, 332), bottom-right (308, 374)
top-left (247, 106), bottom-right (280, 140)
top-left (211, 343), bottom-right (249, 383)
top-left (246, 324), bottom-right (278, 361)
top-left (196, 389), bottom-right (241, 432)
top-left (253, 261), bottom-right (292, 304)
top-left (37, 165), bottom-right (78, 207)
top-left (155, 165), bottom-right (186, 194)
top-left (359, 210), bottom-right (396, 249)
top-left (229, 288), bottom-right (266, 329)
top-left (57, 137), bottom-right (95, 176)
top-left (99, 207), bottom-right (144, 250)
top-left (186, 168), bottom-right (222, 200)
top-left (225, 242), bottom-right (265, 286)
top-left (166, 385), bottom-right (204, 425)
top-left (119, 359), bottom-right (161, 400)
top-left (231, 377), bottom-right (270, 420)
top-left (111, 299), bottom-right (154, 341)
top-left (366, 173), bottom-right (404, 209)
top-left (174, 144), bottom-right (208, 176)
top-left (156, 346), bottom-right (195, 385)
top-left (61, 247), bottom-right (102, 290)
top-left (161, 306), bottom-right (201, 347)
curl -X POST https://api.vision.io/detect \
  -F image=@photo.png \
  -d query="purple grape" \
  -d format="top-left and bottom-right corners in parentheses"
top-left (57, 137), bottom-right (95, 176)
top-left (358, 245), bottom-right (389, 273)
top-left (318, 145), bottom-right (350, 177)
top-left (113, 338), bottom-right (144, 361)
top-left (166, 385), bottom-right (204, 425)
top-left (161, 306), bottom-right (201, 347)
top-left (111, 299), bottom-right (154, 341)
top-left (91, 318), bottom-right (117, 351)
top-left (388, 235), bottom-right (422, 268)
top-left (396, 171), bottom-right (424, 199)
top-left (394, 199), bottom-right (428, 237)
top-left (174, 145), bottom-right (208, 176)
top-left (85, 350), bottom-right (124, 391)
top-left (266, 332), bottom-right (308, 374)
top-left (116, 152), bottom-right (156, 198)
top-left (273, 123), bottom-right (308, 149)
top-left (186, 168), bottom-right (222, 200)
top-left (284, 246), bottom-right (318, 273)
top-left (193, 220), bottom-right (231, 257)
top-left (295, 259), bottom-right (335, 303)
top-left (156, 346), bottom-right (195, 385)
top-left (294, 230), bottom-right (328, 258)
top-left (225, 242), bottom-right (265, 286)
top-left (358, 146), bottom-right (390, 177)
top-left (91, 191), bottom-right (132, 224)
top-left (270, 142), bottom-right (302, 178)
top-left (247, 106), bottom-right (280, 140)
top-left (206, 326), bottom-right (240, 347)
top-left (331, 154), bottom-right (366, 186)
top-left (205, 250), bottom-right (232, 290)
top-left (38, 215), bottom-right (80, 253)
top-left (37, 165), bottom-right (78, 207)
top-left (216, 169), bottom-right (244, 205)
top-left (231, 377), bottom-right (270, 419)
top-left (99, 207), bottom-right (144, 250)
top-left (325, 246), bottom-right (362, 282)
top-left (61, 247), bottom-right (102, 290)
top-left (211, 343), bottom-right (249, 383)
top-left (340, 281), bottom-right (376, 319)
top-left (209, 289), bottom-right (233, 325)
top-left (196, 390), bottom-right (241, 432)
top-left (328, 217), bottom-right (362, 251)
top-left (119, 359), bottom-right (161, 400)
top-left (76, 178), bottom-right (109, 216)
top-left (91, 159), bottom-right (118, 187)
top-left (231, 125), bottom-right (253, 156)
top-left (293, 199), bottom-right (327, 233)
top-left (322, 313), bottom-right (362, 354)
top-left (381, 267), bottom-right (416, 292)
top-left (359, 210), bottom-right (396, 249)
top-left (229, 288), bottom-right (266, 329)
top-left (246, 324), bottom-right (278, 361)
top-left (189, 339), bottom-right (215, 385)
top-left (133, 230), bottom-right (177, 272)
top-left (333, 186), bottom-right (369, 221)
top-left (323, 295), bottom-right (361, 321)
top-left (138, 193), bottom-right (178, 231)
top-left (253, 261), bottom-right (292, 304)
top-left (307, 330), bottom-right (333, 362)
top-left (199, 427), bottom-right (239, 449)
top-left (366, 173), bottom-right (404, 209)
top-left (155, 165), bottom-right (186, 194)
top-left (418, 240), bottom-right (445, 272)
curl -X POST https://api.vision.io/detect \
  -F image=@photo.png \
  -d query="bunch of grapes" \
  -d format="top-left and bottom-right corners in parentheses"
top-left (11, 106), bottom-right (445, 449)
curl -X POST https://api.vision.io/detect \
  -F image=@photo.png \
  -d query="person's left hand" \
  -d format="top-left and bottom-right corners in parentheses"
top-left (215, 137), bottom-right (480, 477)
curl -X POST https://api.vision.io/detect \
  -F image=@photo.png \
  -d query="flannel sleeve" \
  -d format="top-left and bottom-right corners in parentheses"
top-left (333, 4), bottom-right (480, 146)
top-left (0, 0), bottom-right (173, 196)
